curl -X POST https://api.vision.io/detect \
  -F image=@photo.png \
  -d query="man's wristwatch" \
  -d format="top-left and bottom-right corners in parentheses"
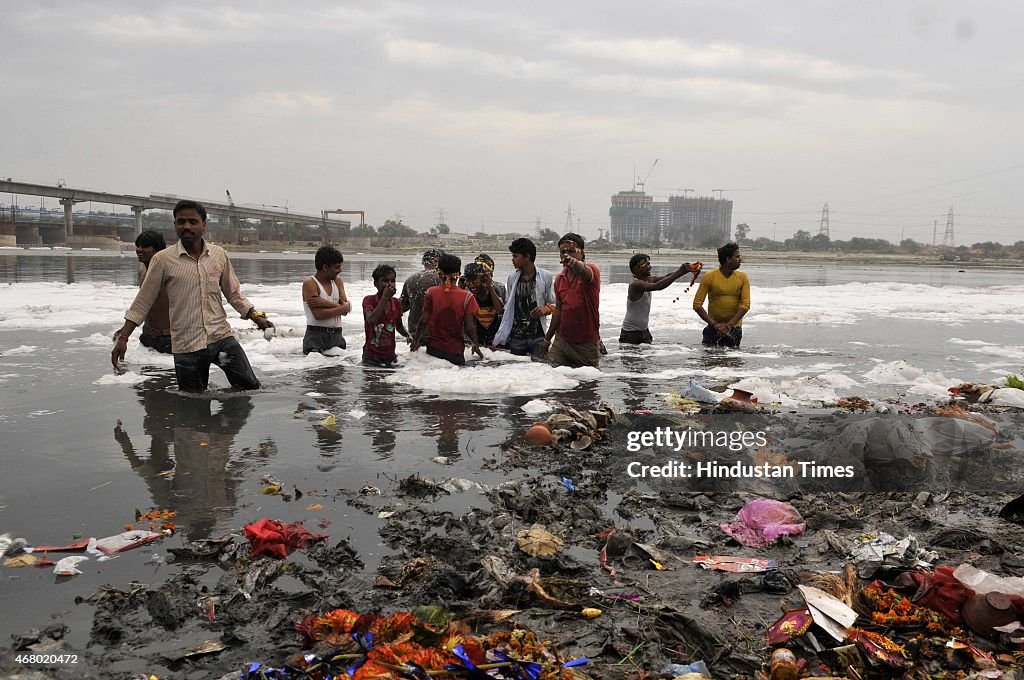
top-left (249, 310), bottom-right (267, 319)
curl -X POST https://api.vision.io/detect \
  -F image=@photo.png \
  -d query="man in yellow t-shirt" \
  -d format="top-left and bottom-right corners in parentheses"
top-left (692, 242), bottom-right (750, 347)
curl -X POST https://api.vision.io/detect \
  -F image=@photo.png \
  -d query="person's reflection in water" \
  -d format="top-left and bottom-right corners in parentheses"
top-left (413, 396), bottom-right (491, 461)
top-left (617, 350), bottom-right (652, 412)
top-left (360, 369), bottom-right (401, 458)
top-left (114, 381), bottom-right (253, 540)
top-left (697, 345), bottom-right (746, 373)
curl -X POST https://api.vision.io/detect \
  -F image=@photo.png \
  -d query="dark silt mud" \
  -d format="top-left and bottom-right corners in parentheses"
top-left (4, 401), bottom-right (1024, 679)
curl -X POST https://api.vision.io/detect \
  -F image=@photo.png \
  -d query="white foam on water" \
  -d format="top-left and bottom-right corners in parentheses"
top-left (905, 382), bottom-right (959, 399)
top-left (3, 277), bottom-right (1020, 336)
top-left (94, 371), bottom-right (149, 386)
top-left (862, 360), bottom-right (958, 386)
top-left (729, 375), bottom-right (841, 407)
top-left (963, 344), bottom-right (1024, 362)
top-left (1, 345), bottom-right (36, 356)
top-left (756, 282), bottom-right (1024, 325)
top-left (768, 345), bottom-right (836, 356)
top-left (632, 345), bottom-right (698, 358)
top-left (385, 352), bottom-right (578, 397)
top-left (521, 399), bottom-right (556, 414)
top-left (816, 372), bottom-right (861, 389)
top-left (1, 277), bottom-right (1016, 404)
top-left (948, 338), bottom-right (998, 346)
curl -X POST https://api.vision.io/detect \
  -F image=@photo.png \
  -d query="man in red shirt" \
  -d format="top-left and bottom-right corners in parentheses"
top-left (544, 233), bottom-right (601, 368)
top-left (362, 264), bottom-right (409, 367)
top-left (412, 254), bottom-right (484, 366)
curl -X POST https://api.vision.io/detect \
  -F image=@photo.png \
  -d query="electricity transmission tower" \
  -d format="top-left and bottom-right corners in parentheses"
top-left (943, 207), bottom-right (955, 247)
top-left (818, 202), bottom-right (830, 237)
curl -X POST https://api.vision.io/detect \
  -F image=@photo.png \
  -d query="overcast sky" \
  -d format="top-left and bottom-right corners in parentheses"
top-left (3, 1), bottom-right (1023, 245)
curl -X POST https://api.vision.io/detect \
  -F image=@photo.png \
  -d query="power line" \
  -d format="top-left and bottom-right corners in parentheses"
top-left (876, 162), bottom-right (1024, 200)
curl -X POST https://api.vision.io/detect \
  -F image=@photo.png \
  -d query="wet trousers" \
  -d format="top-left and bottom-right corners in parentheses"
top-left (173, 336), bottom-right (261, 391)
top-left (701, 324), bottom-right (743, 348)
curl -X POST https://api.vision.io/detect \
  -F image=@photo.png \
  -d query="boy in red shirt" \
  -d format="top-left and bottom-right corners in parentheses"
top-left (362, 264), bottom-right (409, 367)
top-left (412, 254), bottom-right (484, 366)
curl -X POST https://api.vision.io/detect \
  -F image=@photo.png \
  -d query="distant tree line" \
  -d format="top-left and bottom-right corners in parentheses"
top-left (733, 223), bottom-right (1024, 259)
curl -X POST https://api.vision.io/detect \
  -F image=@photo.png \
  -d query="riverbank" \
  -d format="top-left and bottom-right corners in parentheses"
top-left (5, 399), bottom-right (1024, 679)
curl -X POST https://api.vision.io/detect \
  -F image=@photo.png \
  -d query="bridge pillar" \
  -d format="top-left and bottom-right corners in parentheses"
top-left (132, 206), bottom-right (144, 236)
top-left (60, 199), bottom-right (75, 238)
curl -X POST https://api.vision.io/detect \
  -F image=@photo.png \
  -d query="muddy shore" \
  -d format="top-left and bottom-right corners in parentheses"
top-left (5, 397), bottom-right (1024, 680)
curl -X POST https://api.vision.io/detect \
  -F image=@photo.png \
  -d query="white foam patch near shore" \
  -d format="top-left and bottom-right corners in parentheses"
top-left (521, 399), bottom-right (556, 414)
top-left (862, 360), bottom-right (957, 386)
top-left (728, 376), bottom-right (842, 407)
top-left (385, 353), bottom-right (578, 397)
top-left (94, 371), bottom-right (149, 385)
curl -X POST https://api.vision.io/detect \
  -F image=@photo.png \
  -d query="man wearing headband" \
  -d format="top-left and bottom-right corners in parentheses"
top-left (463, 262), bottom-right (505, 348)
top-left (400, 248), bottom-right (443, 349)
top-left (544, 233), bottom-right (602, 368)
top-left (412, 254), bottom-right (483, 365)
top-left (471, 253), bottom-right (507, 301)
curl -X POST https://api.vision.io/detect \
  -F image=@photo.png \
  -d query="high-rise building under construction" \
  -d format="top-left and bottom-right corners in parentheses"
top-left (662, 195), bottom-right (732, 248)
top-left (609, 189), bottom-right (732, 247)
top-left (608, 191), bottom-right (657, 244)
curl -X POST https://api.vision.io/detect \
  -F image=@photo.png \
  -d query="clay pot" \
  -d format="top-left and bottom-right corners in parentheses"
top-left (525, 423), bottom-right (553, 446)
top-left (961, 592), bottom-right (1017, 639)
top-left (729, 388), bottom-right (757, 403)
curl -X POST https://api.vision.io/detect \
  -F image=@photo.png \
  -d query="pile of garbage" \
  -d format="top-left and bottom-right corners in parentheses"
top-left (757, 559), bottom-right (1024, 678)
top-left (2, 510), bottom-right (173, 576)
top-left (241, 606), bottom-right (589, 680)
top-left (523, 404), bottom-right (617, 451)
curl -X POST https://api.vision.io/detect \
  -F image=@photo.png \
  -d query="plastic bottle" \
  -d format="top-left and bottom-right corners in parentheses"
top-left (769, 648), bottom-right (798, 680)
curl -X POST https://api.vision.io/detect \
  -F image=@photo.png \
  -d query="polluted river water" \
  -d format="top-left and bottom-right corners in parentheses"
top-left (0, 251), bottom-right (1022, 676)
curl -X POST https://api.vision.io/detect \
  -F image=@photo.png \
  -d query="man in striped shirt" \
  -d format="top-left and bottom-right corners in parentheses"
top-left (111, 200), bottom-right (275, 391)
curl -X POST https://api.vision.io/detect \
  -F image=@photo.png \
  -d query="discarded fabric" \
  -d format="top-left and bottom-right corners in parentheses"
top-left (244, 519), bottom-right (327, 559)
top-left (720, 498), bottom-right (806, 547)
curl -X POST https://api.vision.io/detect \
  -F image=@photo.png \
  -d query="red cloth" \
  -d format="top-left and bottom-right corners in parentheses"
top-left (554, 263), bottom-right (601, 343)
top-left (244, 519), bottom-right (326, 559)
top-left (362, 294), bottom-right (403, 360)
top-left (892, 566), bottom-right (973, 624)
top-left (422, 285), bottom-right (479, 355)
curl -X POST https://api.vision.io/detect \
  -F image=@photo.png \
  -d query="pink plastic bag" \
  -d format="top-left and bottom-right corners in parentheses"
top-left (720, 498), bottom-right (805, 547)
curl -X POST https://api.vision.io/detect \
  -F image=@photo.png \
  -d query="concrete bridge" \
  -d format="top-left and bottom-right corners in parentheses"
top-left (0, 180), bottom-right (350, 245)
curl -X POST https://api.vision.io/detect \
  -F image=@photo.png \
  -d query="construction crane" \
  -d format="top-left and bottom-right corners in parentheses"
top-left (711, 189), bottom-right (754, 199)
top-left (652, 187), bottom-right (694, 197)
top-left (225, 190), bottom-right (242, 243)
top-left (322, 208), bottom-right (365, 245)
top-left (635, 159), bottom-right (659, 193)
